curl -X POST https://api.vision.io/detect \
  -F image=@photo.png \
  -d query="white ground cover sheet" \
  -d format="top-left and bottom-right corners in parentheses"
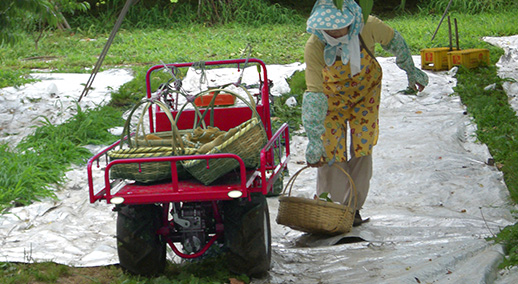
top-left (1, 36), bottom-right (517, 283)
top-left (484, 36), bottom-right (518, 117)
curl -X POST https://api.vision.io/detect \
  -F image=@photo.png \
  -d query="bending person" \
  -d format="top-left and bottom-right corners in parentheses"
top-left (302, 0), bottom-right (428, 226)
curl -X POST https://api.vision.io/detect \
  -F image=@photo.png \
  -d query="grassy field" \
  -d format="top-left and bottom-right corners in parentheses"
top-left (1, 4), bottom-right (518, 283)
top-left (2, 9), bottom-right (516, 81)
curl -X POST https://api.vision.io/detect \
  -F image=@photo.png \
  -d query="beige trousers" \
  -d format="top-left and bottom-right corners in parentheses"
top-left (316, 155), bottom-right (372, 210)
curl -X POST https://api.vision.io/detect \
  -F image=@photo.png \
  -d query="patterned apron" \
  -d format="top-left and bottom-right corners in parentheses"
top-left (321, 41), bottom-right (382, 161)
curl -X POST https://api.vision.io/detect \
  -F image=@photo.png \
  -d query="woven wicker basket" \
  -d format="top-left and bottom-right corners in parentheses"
top-left (131, 129), bottom-right (193, 147)
top-left (276, 165), bottom-right (358, 235)
top-left (108, 146), bottom-right (197, 183)
top-left (180, 88), bottom-right (267, 185)
top-left (108, 99), bottom-right (189, 183)
top-left (182, 117), bottom-right (267, 185)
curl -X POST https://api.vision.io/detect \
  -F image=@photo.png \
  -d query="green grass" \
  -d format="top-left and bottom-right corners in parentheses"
top-left (453, 65), bottom-right (518, 267)
top-left (0, 143), bottom-right (61, 210)
top-left (0, 104), bottom-right (124, 213)
top-left (3, 9), bottom-right (516, 83)
top-left (454, 66), bottom-right (518, 200)
top-left (0, 23), bottom-right (308, 78)
top-left (0, 256), bottom-right (250, 284)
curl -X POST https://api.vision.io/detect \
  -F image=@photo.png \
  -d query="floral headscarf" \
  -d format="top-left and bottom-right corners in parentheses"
top-left (307, 0), bottom-right (364, 75)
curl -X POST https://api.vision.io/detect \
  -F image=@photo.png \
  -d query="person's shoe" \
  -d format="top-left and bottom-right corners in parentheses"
top-left (353, 210), bottom-right (369, 227)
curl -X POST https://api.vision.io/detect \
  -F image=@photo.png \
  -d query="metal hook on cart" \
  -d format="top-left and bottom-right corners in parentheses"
top-left (156, 60), bottom-right (197, 108)
top-left (160, 60), bottom-right (185, 92)
top-left (192, 61), bottom-right (208, 88)
top-left (235, 43), bottom-right (253, 86)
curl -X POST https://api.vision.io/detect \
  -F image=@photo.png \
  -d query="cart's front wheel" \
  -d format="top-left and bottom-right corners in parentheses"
top-left (224, 193), bottom-right (271, 278)
top-left (116, 204), bottom-right (166, 276)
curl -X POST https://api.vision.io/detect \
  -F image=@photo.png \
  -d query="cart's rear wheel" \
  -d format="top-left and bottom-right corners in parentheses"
top-left (224, 193), bottom-right (271, 278)
top-left (116, 204), bottom-right (166, 276)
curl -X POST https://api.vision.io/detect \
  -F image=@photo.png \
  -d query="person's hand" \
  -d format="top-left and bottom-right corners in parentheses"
top-left (407, 67), bottom-right (429, 93)
top-left (382, 31), bottom-right (429, 94)
top-left (415, 82), bottom-right (425, 92)
top-left (307, 158), bottom-right (325, 168)
top-left (404, 82), bottom-right (425, 94)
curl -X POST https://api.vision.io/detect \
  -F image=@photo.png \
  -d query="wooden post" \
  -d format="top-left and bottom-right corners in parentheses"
top-left (448, 16), bottom-right (453, 51)
top-left (454, 18), bottom-right (460, 50)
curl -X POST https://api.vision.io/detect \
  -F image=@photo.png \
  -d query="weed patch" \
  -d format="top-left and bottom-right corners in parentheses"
top-left (0, 104), bottom-right (123, 212)
top-left (490, 220), bottom-right (518, 268)
top-left (0, 68), bottom-right (37, 88)
top-left (454, 65), bottom-right (518, 267)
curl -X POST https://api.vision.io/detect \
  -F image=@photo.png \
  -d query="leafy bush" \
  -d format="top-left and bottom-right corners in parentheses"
top-left (421, 0), bottom-right (518, 14)
top-left (71, 0), bottom-right (304, 32)
top-left (0, 0), bottom-right (90, 45)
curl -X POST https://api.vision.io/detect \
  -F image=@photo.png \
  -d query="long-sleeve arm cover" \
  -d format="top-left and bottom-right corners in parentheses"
top-left (382, 31), bottom-right (429, 90)
top-left (302, 91), bottom-right (328, 164)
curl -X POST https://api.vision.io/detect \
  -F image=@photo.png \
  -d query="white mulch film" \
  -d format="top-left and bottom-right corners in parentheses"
top-left (1, 36), bottom-right (518, 283)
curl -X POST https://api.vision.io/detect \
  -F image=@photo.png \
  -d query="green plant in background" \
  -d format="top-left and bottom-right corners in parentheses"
top-left (83, 0), bottom-right (304, 29)
top-left (332, 0), bottom-right (373, 22)
top-left (422, 0), bottom-right (518, 14)
top-left (271, 71), bottom-right (305, 133)
top-left (18, 104), bottom-right (123, 157)
top-left (195, 0), bottom-right (303, 26)
top-left (109, 66), bottom-right (149, 107)
top-left (0, 0), bottom-right (90, 46)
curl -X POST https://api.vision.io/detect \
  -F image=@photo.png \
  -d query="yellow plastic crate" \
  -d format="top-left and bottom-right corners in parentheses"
top-left (420, 47), bottom-right (457, 71)
top-left (447, 49), bottom-right (490, 69)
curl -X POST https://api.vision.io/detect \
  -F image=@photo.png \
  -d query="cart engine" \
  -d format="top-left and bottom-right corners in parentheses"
top-left (172, 202), bottom-right (215, 254)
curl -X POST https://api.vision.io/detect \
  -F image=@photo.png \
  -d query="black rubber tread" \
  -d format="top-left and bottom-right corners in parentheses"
top-left (116, 204), bottom-right (166, 276)
top-left (223, 193), bottom-right (272, 278)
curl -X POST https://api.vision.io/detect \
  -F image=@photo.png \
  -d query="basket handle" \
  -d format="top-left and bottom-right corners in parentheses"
top-left (283, 165), bottom-right (358, 211)
top-left (216, 83), bottom-right (257, 110)
top-left (119, 99), bottom-right (148, 149)
top-left (160, 89), bottom-right (208, 131)
top-left (120, 99), bottom-right (184, 154)
top-left (137, 100), bottom-right (185, 150)
top-left (201, 85), bottom-right (256, 127)
top-left (175, 88), bottom-right (263, 130)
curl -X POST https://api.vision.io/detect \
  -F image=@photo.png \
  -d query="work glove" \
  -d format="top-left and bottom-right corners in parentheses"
top-left (382, 31), bottom-right (429, 92)
top-left (302, 91), bottom-right (328, 165)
